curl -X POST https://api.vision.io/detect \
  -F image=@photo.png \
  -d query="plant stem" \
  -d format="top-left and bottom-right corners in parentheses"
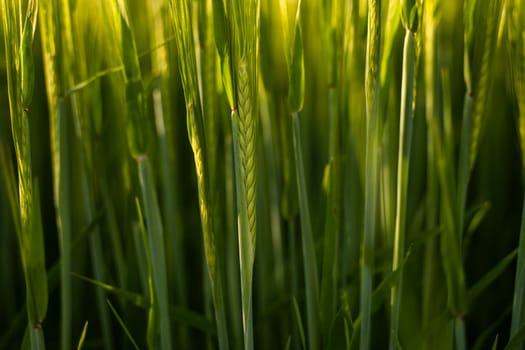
top-left (390, 28), bottom-right (415, 350)
top-left (292, 111), bottom-right (320, 350)
top-left (360, 0), bottom-right (381, 349)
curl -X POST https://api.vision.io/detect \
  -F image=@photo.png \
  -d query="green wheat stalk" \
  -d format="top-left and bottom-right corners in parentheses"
top-left (169, 0), bottom-right (230, 348)
top-left (114, 1), bottom-right (173, 349)
top-left (280, 0), bottom-right (321, 348)
top-left (320, 0), bottom-right (345, 343)
top-left (361, 0), bottom-right (381, 349)
top-left (147, 1), bottom-right (188, 338)
top-left (390, 1), bottom-right (420, 348)
top-left (214, 0), bottom-right (260, 347)
top-left (233, 6), bottom-right (259, 350)
top-left (3, 1), bottom-right (52, 349)
top-left (38, 2), bottom-right (73, 347)
top-left (1, 0), bottom-right (47, 349)
top-left (59, 1), bottom-right (115, 347)
top-left (422, 0), bottom-right (441, 348)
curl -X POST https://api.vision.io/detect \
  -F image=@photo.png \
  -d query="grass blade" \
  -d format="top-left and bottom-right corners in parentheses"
top-left (106, 300), bottom-right (140, 350)
top-left (76, 322), bottom-right (88, 350)
top-left (467, 248), bottom-right (517, 303)
top-left (137, 157), bottom-right (173, 350)
top-left (292, 296), bottom-right (306, 350)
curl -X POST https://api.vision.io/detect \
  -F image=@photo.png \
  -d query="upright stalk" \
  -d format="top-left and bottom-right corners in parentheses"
top-left (280, 0), bottom-right (320, 347)
top-left (360, 0), bottom-right (381, 349)
top-left (390, 27), bottom-right (416, 350)
top-left (214, 0), bottom-right (260, 347)
top-left (320, 0), bottom-right (345, 340)
top-left (170, 0), bottom-right (230, 347)
top-left (422, 0), bottom-right (440, 348)
top-left (39, 2), bottom-right (73, 347)
top-left (148, 2), bottom-right (188, 341)
top-left (231, 8), bottom-right (259, 350)
top-left (117, 2), bottom-right (172, 348)
top-left (292, 111), bottom-right (320, 349)
top-left (63, 2), bottom-right (114, 347)
top-left (1, 0), bottom-right (47, 349)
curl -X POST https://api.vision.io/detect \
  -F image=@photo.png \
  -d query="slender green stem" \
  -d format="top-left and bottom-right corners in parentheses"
top-left (292, 111), bottom-right (320, 349)
top-left (320, 86), bottom-right (342, 341)
top-left (231, 107), bottom-right (255, 350)
top-left (457, 93), bottom-right (473, 247)
top-left (422, 2), bottom-right (440, 347)
top-left (55, 100), bottom-right (72, 350)
top-left (2, 1), bottom-right (48, 349)
top-left (39, 0), bottom-right (72, 342)
top-left (390, 29), bottom-right (415, 350)
top-left (455, 318), bottom-right (467, 350)
top-left (360, 1), bottom-right (381, 349)
top-left (138, 156), bottom-right (173, 350)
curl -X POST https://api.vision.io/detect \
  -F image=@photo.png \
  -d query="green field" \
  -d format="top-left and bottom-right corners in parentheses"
top-left (1, 0), bottom-right (524, 349)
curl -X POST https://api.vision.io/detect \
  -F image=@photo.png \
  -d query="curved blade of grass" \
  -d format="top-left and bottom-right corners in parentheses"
top-left (458, 0), bottom-right (502, 243)
top-left (73, 273), bottom-right (216, 334)
top-left (472, 307), bottom-right (509, 350)
top-left (467, 248), bottom-right (517, 304)
top-left (292, 296), bottom-right (306, 350)
top-left (465, 201), bottom-right (491, 236)
top-left (76, 322), bottom-right (88, 350)
top-left (106, 300), bottom-right (140, 350)
top-left (492, 335), bottom-right (499, 350)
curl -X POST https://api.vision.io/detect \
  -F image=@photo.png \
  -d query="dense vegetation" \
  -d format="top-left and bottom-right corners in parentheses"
top-left (1, 0), bottom-right (524, 349)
